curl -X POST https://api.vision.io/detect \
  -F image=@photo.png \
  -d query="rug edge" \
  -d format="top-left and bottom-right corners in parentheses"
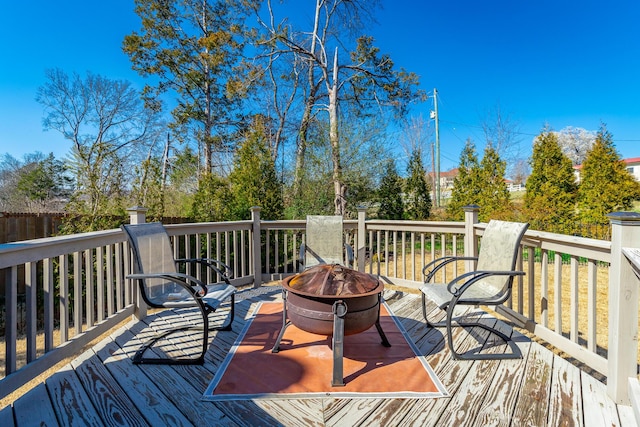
top-left (202, 300), bottom-right (449, 401)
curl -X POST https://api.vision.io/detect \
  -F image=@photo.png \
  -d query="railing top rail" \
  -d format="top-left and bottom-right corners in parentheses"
top-left (164, 220), bottom-right (252, 235)
top-left (0, 228), bottom-right (124, 269)
top-left (365, 220), bottom-right (466, 234)
top-left (522, 228), bottom-right (611, 262)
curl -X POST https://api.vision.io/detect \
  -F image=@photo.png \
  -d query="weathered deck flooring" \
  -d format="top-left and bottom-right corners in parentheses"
top-left (1, 285), bottom-right (636, 426)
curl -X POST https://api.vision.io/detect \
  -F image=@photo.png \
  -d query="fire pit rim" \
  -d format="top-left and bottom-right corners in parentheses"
top-left (281, 271), bottom-right (384, 298)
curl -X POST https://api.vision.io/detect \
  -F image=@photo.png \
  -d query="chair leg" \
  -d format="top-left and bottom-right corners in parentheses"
top-left (445, 299), bottom-right (522, 361)
top-left (133, 300), bottom-right (211, 365)
top-left (422, 292), bottom-right (445, 329)
top-left (209, 293), bottom-right (235, 332)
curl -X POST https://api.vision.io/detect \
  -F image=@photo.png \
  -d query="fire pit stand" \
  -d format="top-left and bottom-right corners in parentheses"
top-left (271, 265), bottom-right (391, 387)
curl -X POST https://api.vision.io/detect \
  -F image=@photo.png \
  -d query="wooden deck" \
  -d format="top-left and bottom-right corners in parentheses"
top-left (1, 286), bottom-right (636, 427)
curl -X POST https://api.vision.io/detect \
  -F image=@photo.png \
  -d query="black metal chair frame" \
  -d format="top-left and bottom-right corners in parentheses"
top-left (122, 223), bottom-right (236, 365)
top-left (421, 220), bottom-right (529, 360)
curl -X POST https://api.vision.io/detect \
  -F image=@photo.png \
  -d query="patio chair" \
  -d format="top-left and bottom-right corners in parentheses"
top-left (122, 222), bottom-right (236, 365)
top-left (421, 220), bottom-right (529, 360)
top-left (299, 215), bottom-right (354, 269)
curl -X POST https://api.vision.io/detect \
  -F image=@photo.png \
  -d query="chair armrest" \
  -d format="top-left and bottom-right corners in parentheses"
top-left (446, 270), bottom-right (525, 297)
top-left (175, 258), bottom-right (233, 282)
top-left (126, 272), bottom-right (208, 296)
top-left (422, 256), bottom-right (478, 283)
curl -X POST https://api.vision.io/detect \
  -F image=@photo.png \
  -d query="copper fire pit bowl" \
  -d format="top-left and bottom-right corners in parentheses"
top-left (271, 264), bottom-right (391, 386)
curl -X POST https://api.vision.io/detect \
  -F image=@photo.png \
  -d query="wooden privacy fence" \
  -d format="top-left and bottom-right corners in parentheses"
top-left (0, 213), bottom-right (67, 244)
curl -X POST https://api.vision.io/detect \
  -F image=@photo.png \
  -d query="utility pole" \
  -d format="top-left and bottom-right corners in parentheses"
top-left (432, 88), bottom-right (441, 207)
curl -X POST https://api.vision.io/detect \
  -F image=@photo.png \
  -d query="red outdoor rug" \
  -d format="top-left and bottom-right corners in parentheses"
top-left (203, 302), bottom-right (448, 400)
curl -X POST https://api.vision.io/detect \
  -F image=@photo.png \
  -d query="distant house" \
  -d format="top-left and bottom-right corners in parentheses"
top-left (427, 168), bottom-right (523, 199)
top-left (427, 168), bottom-right (458, 199)
top-left (573, 157), bottom-right (640, 183)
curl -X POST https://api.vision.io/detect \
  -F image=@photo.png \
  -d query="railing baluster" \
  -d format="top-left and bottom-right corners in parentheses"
top-left (384, 231), bottom-right (389, 277)
top-left (554, 252), bottom-right (563, 334)
top-left (73, 251), bottom-right (82, 336)
top-left (224, 231), bottom-right (231, 278)
top-left (541, 249), bottom-right (549, 327)
top-left (274, 230), bottom-right (280, 274)
top-left (96, 246), bottom-right (107, 323)
top-left (527, 246), bottom-right (535, 321)
top-left (44, 257), bottom-right (54, 352)
top-left (106, 245), bottom-right (114, 316)
top-left (6, 265), bottom-right (18, 374)
top-left (570, 255), bottom-right (579, 342)
top-left (514, 247), bottom-right (525, 312)
top-left (59, 254), bottom-right (69, 343)
top-left (115, 243), bottom-right (124, 311)
top-left (265, 229), bottom-right (271, 275)
top-left (241, 230), bottom-right (247, 277)
top-left (85, 249), bottom-right (94, 328)
top-left (25, 261), bottom-right (37, 362)
top-left (411, 232), bottom-right (416, 281)
top-left (587, 259), bottom-right (597, 352)
top-left (401, 232), bottom-right (406, 279)
top-left (441, 234), bottom-right (447, 283)
top-left (195, 233), bottom-right (202, 281)
top-left (421, 233), bottom-right (426, 281)
top-left (206, 232), bottom-right (212, 283)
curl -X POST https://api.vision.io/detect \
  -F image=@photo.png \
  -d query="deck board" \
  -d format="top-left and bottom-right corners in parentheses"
top-left (3, 286), bottom-right (634, 426)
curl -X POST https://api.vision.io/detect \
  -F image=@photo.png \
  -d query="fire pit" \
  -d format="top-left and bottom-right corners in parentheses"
top-left (271, 264), bottom-right (391, 386)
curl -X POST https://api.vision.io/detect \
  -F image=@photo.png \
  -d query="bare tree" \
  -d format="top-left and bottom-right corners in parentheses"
top-left (254, 0), bottom-right (424, 215)
top-left (36, 69), bottom-right (161, 225)
top-left (480, 103), bottom-right (524, 179)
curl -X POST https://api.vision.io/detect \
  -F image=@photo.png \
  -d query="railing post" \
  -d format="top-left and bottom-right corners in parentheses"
top-left (127, 206), bottom-right (148, 225)
top-left (251, 207), bottom-right (262, 288)
top-left (607, 211), bottom-right (640, 404)
top-left (126, 206), bottom-right (148, 320)
top-left (357, 207), bottom-right (367, 272)
top-left (463, 205), bottom-right (480, 273)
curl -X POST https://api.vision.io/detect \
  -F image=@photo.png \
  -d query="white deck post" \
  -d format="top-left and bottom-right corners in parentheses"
top-left (463, 205), bottom-right (480, 273)
top-left (607, 211), bottom-right (640, 404)
top-left (127, 206), bottom-right (148, 225)
top-left (251, 207), bottom-right (262, 288)
top-left (357, 207), bottom-right (367, 272)
top-left (127, 206), bottom-right (148, 320)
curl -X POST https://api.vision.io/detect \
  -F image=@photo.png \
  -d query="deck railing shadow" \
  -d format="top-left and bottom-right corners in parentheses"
top-left (1, 206), bottom-right (639, 405)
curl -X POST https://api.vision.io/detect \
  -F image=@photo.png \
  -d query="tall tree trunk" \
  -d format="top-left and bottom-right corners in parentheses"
top-left (329, 48), bottom-right (345, 216)
top-left (160, 133), bottom-right (170, 216)
top-left (293, 0), bottom-right (322, 198)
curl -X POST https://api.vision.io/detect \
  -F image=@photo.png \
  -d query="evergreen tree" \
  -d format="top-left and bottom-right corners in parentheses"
top-left (477, 144), bottom-right (511, 221)
top-left (131, 156), bottom-right (165, 221)
top-left (524, 129), bottom-right (577, 233)
top-left (377, 159), bottom-right (404, 220)
top-left (446, 139), bottom-right (481, 220)
top-left (228, 119), bottom-right (284, 220)
top-left (577, 125), bottom-right (640, 225)
top-left (191, 173), bottom-right (233, 222)
top-left (404, 148), bottom-right (431, 220)
top-left (164, 147), bottom-right (200, 217)
top-left (123, 0), bottom-right (254, 174)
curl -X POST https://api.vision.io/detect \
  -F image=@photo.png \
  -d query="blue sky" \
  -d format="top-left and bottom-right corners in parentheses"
top-left (1, 0), bottom-right (639, 172)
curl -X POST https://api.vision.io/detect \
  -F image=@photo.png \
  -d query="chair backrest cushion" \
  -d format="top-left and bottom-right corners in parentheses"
top-left (122, 222), bottom-right (187, 305)
top-left (304, 215), bottom-right (345, 268)
top-left (473, 220), bottom-right (529, 299)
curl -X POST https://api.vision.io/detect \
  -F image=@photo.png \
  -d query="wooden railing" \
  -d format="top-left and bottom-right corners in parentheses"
top-left (1, 206), bottom-right (639, 404)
